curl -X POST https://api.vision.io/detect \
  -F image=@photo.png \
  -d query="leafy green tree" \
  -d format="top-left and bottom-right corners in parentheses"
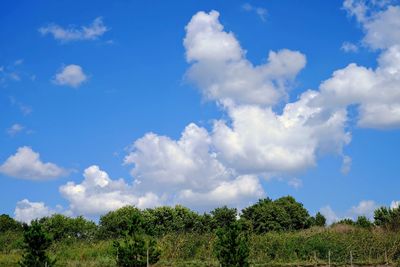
top-left (314, 212), bottom-right (327, 227)
top-left (355, 216), bottom-right (373, 228)
top-left (210, 206), bottom-right (237, 229)
top-left (0, 214), bottom-right (22, 232)
top-left (374, 206), bottom-right (400, 231)
top-left (335, 218), bottom-right (355, 226)
top-left (214, 221), bottom-right (250, 267)
top-left (242, 196), bottom-right (310, 233)
top-left (99, 206), bottom-right (143, 238)
top-left (19, 220), bottom-right (55, 267)
top-left (113, 211), bottom-right (160, 267)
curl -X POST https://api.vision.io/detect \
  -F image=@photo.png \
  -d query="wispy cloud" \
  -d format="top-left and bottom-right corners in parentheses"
top-left (242, 3), bottom-right (268, 22)
top-left (39, 17), bottom-right (109, 42)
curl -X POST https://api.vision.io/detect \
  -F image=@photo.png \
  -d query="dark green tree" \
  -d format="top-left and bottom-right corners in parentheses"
top-left (19, 220), bottom-right (55, 267)
top-left (99, 206), bottom-right (143, 238)
top-left (113, 211), bottom-right (160, 267)
top-left (314, 212), bottom-right (327, 227)
top-left (214, 221), bottom-right (250, 267)
top-left (355, 216), bottom-right (373, 228)
top-left (210, 206), bottom-right (237, 229)
top-left (0, 214), bottom-right (22, 232)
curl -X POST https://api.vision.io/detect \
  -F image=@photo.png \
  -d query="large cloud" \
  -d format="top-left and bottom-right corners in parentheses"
top-left (184, 10), bottom-right (306, 106)
top-left (59, 165), bottom-right (160, 216)
top-left (0, 146), bottom-right (67, 180)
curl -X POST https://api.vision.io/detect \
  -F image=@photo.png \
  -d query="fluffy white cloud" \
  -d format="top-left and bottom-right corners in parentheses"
top-left (212, 92), bottom-right (350, 175)
top-left (39, 17), bottom-right (108, 42)
top-left (54, 64), bottom-right (87, 88)
top-left (59, 165), bottom-right (160, 216)
top-left (14, 199), bottom-right (55, 223)
top-left (124, 123), bottom-right (264, 209)
top-left (0, 146), bottom-right (67, 180)
top-left (184, 10), bottom-right (306, 106)
top-left (319, 45), bottom-right (400, 128)
top-left (349, 200), bottom-right (378, 219)
top-left (320, 206), bottom-right (339, 225)
top-left (390, 200), bottom-right (400, 209)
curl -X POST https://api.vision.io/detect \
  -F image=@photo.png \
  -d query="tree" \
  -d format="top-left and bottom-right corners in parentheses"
top-left (0, 214), bottom-right (22, 232)
top-left (19, 220), bottom-right (55, 267)
top-left (214, 221), bottom-right (250, 267)
top-left (113, 211), bottom-right (160, 267)
top-left (241, 196), bottom-right (311, 233)
top-left (99, 206), bottom-right (143, 238)
top-left (210, 206), bottom-right (237, 229)
top-left (374, 206), bottom-right (400, 231)
top-left (314, 212), bottom-right (327, 227)
top-left (355, 216), bottom-right (373, 228)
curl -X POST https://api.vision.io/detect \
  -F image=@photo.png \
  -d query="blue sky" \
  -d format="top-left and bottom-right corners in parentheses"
top-left (1, 0), bottom-right (400, 223)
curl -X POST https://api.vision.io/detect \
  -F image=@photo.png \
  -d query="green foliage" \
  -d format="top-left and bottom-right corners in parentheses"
top-left (99, 206), bottom-right (143, 238)
top-left (374, 206), bottom-right (400, 231)
top-left (19, 220), bottom-right (56, 267)
top-left (113, 212), bottom-right (160, 267)
top-left (214, 221), bottom-right (250, 267)
top-left (355, 216), bottom-right (373, 228)
top-left (314, 212), bottom-right (326, 227)
top-left (0, 214), bottom-right (22, 232)
top-left (40, 214), bottom-right (97, 241)
top-left (242, 196), bottom-right (311, 233)
top-left (210, 206), bottom-right (237, 229)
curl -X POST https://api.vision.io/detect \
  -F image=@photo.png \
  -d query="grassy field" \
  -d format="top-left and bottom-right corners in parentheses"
top-left (1, 226), bottom-right (400, 266)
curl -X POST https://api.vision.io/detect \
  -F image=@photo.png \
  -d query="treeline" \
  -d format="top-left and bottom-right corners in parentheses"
top-left (2, 196), bottom-right (400, 244)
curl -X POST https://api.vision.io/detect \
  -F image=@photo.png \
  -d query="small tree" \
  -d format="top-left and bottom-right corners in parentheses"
top-left (19, 220), bottom-right (55, 267)
top-left (113, 212), bottom-right (160, 267)
top-left (214, 221), bottom-right (250, 267)
top-left (315, 212), bottom-right (327, 227)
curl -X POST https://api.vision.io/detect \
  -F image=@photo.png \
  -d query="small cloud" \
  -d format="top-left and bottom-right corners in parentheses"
top-left (6, 124), bottom-right (25, 136)
top-left (320, 205), bottom-right (339, 225)
top-left (39, 17), bottom-right (109, 43)
top-left (390, 200), bottom-right (400, 209)
top-left (0, 146), bottom-right (68, 180)
top-left (288, 177), bottom-right (303, 189)
top-left (54, 64), bottom-right (87, 88)
top-left (9, 96), bottom-right (32, 116)
top-left (341, 41), bottom-right (359, 53)
top-left (341, 155), bottom-right (352, 174)
top-left (349, 200), bottom-right (378, 219)
top-left (14, 59), bottom-right (23, 66)
top-left (242, 3), bottom-right (268, 22)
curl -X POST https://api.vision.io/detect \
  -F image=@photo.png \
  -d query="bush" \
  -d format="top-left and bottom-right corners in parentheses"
top-left (214, 221), bottom-right (250, 267)
top-left (19, 220), bottom-right (56, 267)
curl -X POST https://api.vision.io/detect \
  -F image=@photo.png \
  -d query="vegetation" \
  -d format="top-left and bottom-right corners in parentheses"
top-left (1, 196), bottom-right (400, 266)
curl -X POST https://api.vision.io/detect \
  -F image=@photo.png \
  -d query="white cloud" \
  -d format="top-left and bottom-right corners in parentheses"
top-left (60, 165), bottom-right (160, 216)
top-left (390, 200), bottom-right (400, 209)
top-left (288, 177), bottom-right (303, 189)
top-left (54, 64), bottom-right (87, 88)
top-left (184, 10), bottom-right (306, 106)
top-left (14, 199), bottom-right (55, 223)
top-left (242, 3), bottom-right (268, 22)
top-left (39, 17), bottom-right (108, 42)
top-left (0, 146), bottom-right (67, 180)
top-left (341, 41), bottom-right (359, 52)
top-left (6, 124), bottom-right (24, 136)
top-left (124, 123), bottom-right (265, 210)
top-left (349, 200), bottom-right (378, 219)
top-left (320, 206), bottom-right (339, 225)
top-left (341, 155), bottom-right (352, 174)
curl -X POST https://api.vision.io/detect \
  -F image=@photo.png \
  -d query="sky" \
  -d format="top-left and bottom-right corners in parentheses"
top-left (1, 0), bottom-right (400, 224)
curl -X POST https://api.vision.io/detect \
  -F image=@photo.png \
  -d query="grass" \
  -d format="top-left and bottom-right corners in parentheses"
top-left (1, 226), bottom-right (400, 266)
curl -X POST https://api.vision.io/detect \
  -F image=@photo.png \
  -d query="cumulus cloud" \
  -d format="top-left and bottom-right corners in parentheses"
top-left (14, 199), bottom-right (55, 223)
top-left (39, 17), bottom-right (108, 42)
top-left (124, 123), bottom-right (264, 210)
top-left (349, 200), bottom-right (378, 219)
top-left (320, 206), bottom-right (340, 225)
top-left (184, 10), bottom-right (306, 106)
top-left (60, 165), bottom-right (160, 216)
top-left (0, 146), bottom-right (67, 180)
top-left (54, 64), bottom-right (87, 88)
top-left (390, 200), bottom-right (400, 209)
